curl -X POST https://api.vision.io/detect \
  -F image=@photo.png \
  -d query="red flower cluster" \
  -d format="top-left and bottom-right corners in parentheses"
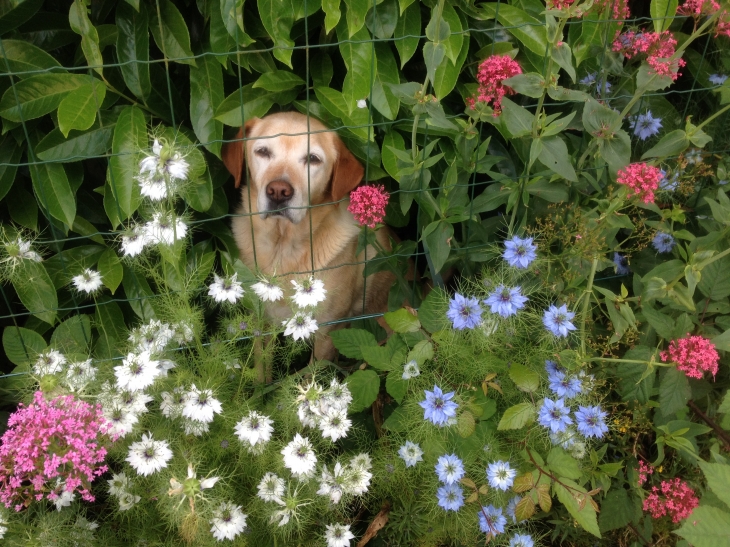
top-left (637, 461), bottom-right (654, 486)
top-left (678, 0), bottom-right (721, 15)
top-left (0, 392), bottom-right (113, 511)
top-left (593, 0), bottom-right (630, 20)
top-left (612, 30), bottom-right (686, 80)
top-left (616, 163), bottom-right (663, 203)
top-left (348, 185), bottom-right (390, 228)
top-left (661, 334), bottom-right (720, 379)
top-left (548, 0), bottom-right (575, 9)
top-left (467, 55), bottom-right (522, 116)
top-left (643, 478), bottom-right (699, 523)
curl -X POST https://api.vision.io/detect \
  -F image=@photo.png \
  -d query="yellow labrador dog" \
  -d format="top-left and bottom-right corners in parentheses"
top-left (221, 112), bottom-right (394, 360)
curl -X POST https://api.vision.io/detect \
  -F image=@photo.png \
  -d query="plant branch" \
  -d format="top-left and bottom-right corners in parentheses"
top-left (580, 256), bottom-right (598, 355)
top-left (687, 400), bottom-right (730, 451)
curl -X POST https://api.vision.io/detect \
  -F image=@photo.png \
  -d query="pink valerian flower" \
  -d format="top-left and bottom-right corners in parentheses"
top-left (612, 30), bottom-right (686, 80)
top-left (0, 391), bottom-right (114, 511)
top-left (643, 478), bottom-right (699, 523)
top-left (466, 55), bottom-right (522, 116)
top-left (616, 163), bottom-right (663, 203)
top-left (548, 0), bottom-right (575, 9)
top-left (637, 461), bottom-right (653, 486)
top-left (660, 335), bottom-right (720, 379)
top-left (348, 185), bottom-right (390, 228)
top-left (678, 0), bottom-right (721, 16)
top-left (593, 0), bottom-right (630, 20)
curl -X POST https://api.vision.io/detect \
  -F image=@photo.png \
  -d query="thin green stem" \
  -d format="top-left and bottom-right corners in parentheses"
top-left (580, 256), bottom-right (598, 355)
top-left (695, 102), bottom-right (730, 132)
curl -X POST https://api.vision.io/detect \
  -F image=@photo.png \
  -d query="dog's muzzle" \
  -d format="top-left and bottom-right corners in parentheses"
top-left (263, 180), bottom-right (294, 220)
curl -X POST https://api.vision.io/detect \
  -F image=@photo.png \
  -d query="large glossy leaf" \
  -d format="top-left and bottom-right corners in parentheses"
top-left (29, 150), bottom-right (76, 228)
top-left (220, 0), bottom-right (254, 46)
top-left (253, 70), bottom-right (305, 92)
top-left (538, 135), bottom-right (577, 181)
top-left (0, 73), bottom-right (91, 122)
top-left (433, 25), bottom-right (468, 100)
top-left (371, 42), bottom-right (400, 120)
top-left (555, 479), bottom-right (601, 538)
top-left (109, 106), bottom-right (146, 221)
top-left (651, 0), bottom-right (678, 33)
top-left (422, 41), bottom-right (445, 90)
top-left (2, 326), bottom-right (46, 366)
top-left (13, 261), bottom-right (57, 325)
top-left (190, 54), bottom-right (224, 157)
top-left (69, 0), bottom-right (103, 75)
top-left (394, 0), bottom-right (420, 68)
top-left (116, 0), bottom-right (151, 99)
top-left (215, 84), bottom-right (278, 126)
top-left (441, 2), bottom-right (462, 64)
top-left (322, 0), bottom-right (341, 33)
top-left (344, 0), bottom-right (369, 37)
top-left (0, 0), bottom-right (42, 36)
top-left (0, 137), bottom-right (21, 201)
top-left (480, 4), bottom-right (548, 57)
top-left (36, 110), bottom-right (117, 162)
top-left (258, 0), bottom-right (295, 67)
top-left (0, 39), bottom-right (62, 78)
top-left (57, 81), bottom-right (106, 137)
top-left (150, 0), bottom-right (196, 66)
top-left (366, 0), bottom-right (398, 39)
top-left (209, 0), bottom-right (236, 66)
top-left (338, 24), bottom-right (374, 112)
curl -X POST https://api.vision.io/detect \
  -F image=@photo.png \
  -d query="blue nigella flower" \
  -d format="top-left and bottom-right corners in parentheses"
top-left (579, 72), bottom-right (597, 85)
top-left (419, 385), bottom-right (458, 427)
top-left (542, 304), bottom-right (577, 337)
top-left (652, 232), bottom-right (676, 253)
top-left (538, 398), bottom-right (573, 434)
top-left (632, 110), bottom-right (662, 140)
top-left (596, 80), bottom-right (612, 95)
top-left (709, 73), bottom-right (728, 85)
top-left (436, 483), bottom-right (464, 511)
top-left (613, 252), bottom-right (630, 275)
top-left (659, 169), bottom-right (680, 191)
top-left (509, 533), bottom-right (535, 547)
top-left (446, 293), bottom-right (483, 330)
top-left (575, 405), bottom-right (608, 438)
top-left (478, 505), bottom-right (507, 536)
top-left (435, 454), bottom-right (465, 485)
top-left (486, 460), bottom-right (516, 491)
top-left (545, 360), bottom-right (562, 375)
top-left (503, 236), bottom-right (538, 269)
top-left (548, 371), bottom-right (583, 399)
top-left (484, 285), bottom-right (529, 318)
top-left (505, 495), bottom-right (521, 523)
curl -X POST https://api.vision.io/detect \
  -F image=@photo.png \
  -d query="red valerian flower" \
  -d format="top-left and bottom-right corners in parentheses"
top-left (643, 478), bottom-right (699, 523)
top-left (612, 30), bottom-right (686, 80)
top-left (348, 185), bottom-right (390, 228)
top-left (616, 163), bottom-right (663, 203)
top-left (661, 334), bottom-right (720, 379)
top-left (466, 55), bottom-right (522, 116)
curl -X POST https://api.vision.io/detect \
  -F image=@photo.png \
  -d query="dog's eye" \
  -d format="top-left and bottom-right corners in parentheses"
top-left (307, 154), bottom-right (321, 165)
top-left (254, 147), bottom-right (271, 158)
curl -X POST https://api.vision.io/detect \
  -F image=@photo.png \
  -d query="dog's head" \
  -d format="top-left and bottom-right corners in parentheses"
top-left (221, 112), bottom-right (364, 224)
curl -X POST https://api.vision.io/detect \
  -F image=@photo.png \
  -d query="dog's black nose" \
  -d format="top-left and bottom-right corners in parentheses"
top-left (265, 180), bottom-right (293, 204)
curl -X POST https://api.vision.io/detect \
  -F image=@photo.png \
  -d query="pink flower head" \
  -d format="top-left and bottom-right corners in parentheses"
top-left (548, 0), bottom-right (575, 9)
top-left (467, 55), bottom-right (522, 116)
top-left (660, 335), bottom-right (720, 379)
top-left (593, 0), bottom-right (630, 20)
top-left (616, 163), bottom-right (663, 203)
top-left (612, 30), bottom-right (686, 80)
top-left (0, 391), bottom-right (114, 511)
top-left (643, 478), bottom-right (699, 523)
top-left (678, 0), bottom-right (721, 17)
top-left (348, 184), bottom-right (389, 228)
top-left (637, 461), bottom-right (653, 485)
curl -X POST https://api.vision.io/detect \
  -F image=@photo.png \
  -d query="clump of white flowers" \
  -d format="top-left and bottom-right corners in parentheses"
top-left (234, 410), bottom-right (274, 453)
top-left (136, 138), bottom-right (189, 201)
top-left (107, 472), bottom-right (141, 511)
top-left (295, 378), bottom-right (352, 441)
top-left (208, 273), bottom-right (244, 304)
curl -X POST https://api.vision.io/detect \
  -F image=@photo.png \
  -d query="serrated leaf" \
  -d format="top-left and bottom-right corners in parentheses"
top-left (346, 369), bottom-right (381, 412)
top-left (512, 474), bottom-right (534, 493)
top-left (385, 372), bottom-right (407, 403)
top-left (50, 314), bottom-right (91, 354)
top-left (497, 402), bottom-right (535, 430)
top-left (407, 340), bottom-right (433, 365)
top-left (508, 363), bottom-right (540, 392)
top-left (466, 491), bottom-right (479, 503)
top-left (659, 367), bottom-right (691, 417)
top-left (675, 506), bottom-right (730, 547)
top-left (555, 479), bottom-right (601, 538)
top-left (537, 484), bottom-right (552, 512)
top-left (547, 447), bottom-right (582, 480)
top-left (384, 308), bottom-right (421, 333)
top-left (361, 345), bottom-right (394, 371)
top-left (457, 410), bottom-right (476, 438)
top-left (515, 496), bottom-right (535, 521)
top-left (329, 328), bottom-right (378, 359)
top-left (460, 477), bottom-right (476, 489)
top-left (698, 461), bottom-right (730, 511)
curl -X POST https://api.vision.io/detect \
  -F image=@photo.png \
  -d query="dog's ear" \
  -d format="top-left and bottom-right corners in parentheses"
top-left (221, 118), bottom-right (258, 188)
top-left (330, 137), bottom-right (364, 202)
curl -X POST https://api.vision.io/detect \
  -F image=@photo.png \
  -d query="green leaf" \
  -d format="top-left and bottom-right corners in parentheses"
top-left (526, 178), bottom-right (569, 203)
top-left (215, 84), bottom-right (278, 126)
top-left (503, 73), bottom-right (544, 98)
top-left (182, 171), bottom-right (214, 212)
top-left (29, 156), bottom-right (75, 228)
top-left (422, 41), bottom-right (445, 89)
top-left (366, 0), bottom-right (398, 39)
top-left (712, 328), bottom-right (730, 352)
top-left (36, 114), bottom-right (117, 162)
top-left (555, 479), bottom-right (601, 538)
top-left (13, 261), bottom-right (57, 325)
top-left (500, 97), bottom-right (533, 138)
top-left (0, 137), bottom-right (21, 201)
top-left (384, 308), bottom-right (421, 333)
top-left (418, 288), bottom-right (449, 333)
top-left (641, 129), bottom-right (689, 159)
top-left (383, 405), bottom-right (408, 431)
top-left (0, 39), bottom-right (62, 78)
top-left (386, 372), bottom-right (407, 403)
top-left (258, 0), bottom-right (295, 67)
top-left (0, 0), bottom-right (42, 36)
top-left (3, 326), bottom-right (46, 366)
top-left (330, 328), bottom-right (378, 359)
top-left (642, 304), bottom-right (675, 340)
top-left (598, 130), bottom-right (631, 173)
top-left (382, 130), bottom-right (405, 180)
top-left (69, 0), bottom-right (103, 75)
top-left (116, 1), bottom-right (151, 99)
top-left (675, 506), bottom-right (730, 547)
top-left (393, 0), bottom-right (420, 68)
top-left (338, 24), bottom-right (374, 112)
top-left (547, 447), bottom-right (582, 479)
top-left (51, 314), bottom-right (91, 354)
top-left (361, 345), bottom-right (394, 371)
top-left (552, 43), bottom-right (576, 83)
top-left (698, 461), bottom-right (730, 511)
top-left (423, 220), bottom-right (453, 274)
top-left (57, 81), bottom-right (106, 137)
top-left (372, 42), bottom-right (401, 119)
top-left (344, 0), bottom-right (369, 37)
top-left (719, 391), bottom-right (730, 414)
top-left (599, 488), bottom-right (637, 533)
top-left (497, 402), bottom-right (535, 430)
top-left (149, 0), bottom-right (196, 66)
top-left (538, 135), bottom-right (577, 181)
top-left (659, 368), bottom-right (691, 417)
top-left (109, 106), bottom-right (145, 222)
top-left (407, 340), bottom-right (433, 365)
top-left (322, 0), bottom-right (341, 33)
top-left (636, 62), bottom-right (674, 91)
top-left (220, 0), bottom-right (254, 46)
top-left (122, 266), bottom-right (157, 320)
top-left (190, 54), bottom-right (224, 158)
top-left (98, 248), bottom-right (123, 294)
top-left (489, 4), bottom-right (548, 56)
top-left (346, 369), bottom-right (381, 412)
top-left (651, 0), bottom-right (678, 33)
top-left (253, 70), bottom-right (306, 92)
top-left (509, 363), bottom-right (540, 393)
top-left (0, 73), bottom-right (90, 122)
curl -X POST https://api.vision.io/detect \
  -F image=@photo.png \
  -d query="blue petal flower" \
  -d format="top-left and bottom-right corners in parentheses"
top-left (548, 371), bottom-right (583, 399)
top-left (709, 73), bottom-right (728, 85)
top-left (652, 232), bottom-right (676, 253)
top-left (486, 460), bottom-right (516, 491)
top-left (575, 405), bottom-right (608, 438)
top-left (436, 483), bottom-right (464, 511)
top-left (509, 533), bottom-right (535, 547)
top-left (538, 398), bottom-right (573, 434)
top-left (419, 385), bottom-right (458, 427)
top-left (435, 454), bottom-right (465, 485)
top-left (446, 293), bottom-right (483, 330)
top-left (633, 110), bottom-right (662, 140)
top-left (542, 304), bottom-right (577, 337)
top-left (484, 285), bottom-right (529, 318)
top-left (613, 252), bottom-right (630, 275)
top-left (478, 505), bottom-right (506, 536)
top-left (503, 236), bottom-right (538, 269)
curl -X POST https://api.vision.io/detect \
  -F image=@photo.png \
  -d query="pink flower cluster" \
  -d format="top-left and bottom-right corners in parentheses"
top-left (593, 0), bottom-right (630, 21)
top-left (637, 461), bottom-right (654, 485)
top-left (0, 391), bottom-right (113, 511)
top-left (661, 335), bottom-right (720, 379)
top-left (678, 0), bottom-right (721, 16)
top-left (548, 0), bottom-right (575, 9)
top-left (643, 478), bottom-right (699, 523)
top-left (616, 163), bottom-right (663, 203)
top-left (467, 55), bottom-right (522, 116)
top-left (612, 30), bottom-right (686, 80)
top-left (348, 185), bottom-right (389, 228)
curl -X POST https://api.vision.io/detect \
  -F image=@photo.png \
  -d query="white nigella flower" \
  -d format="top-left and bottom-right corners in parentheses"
top-left (156, 359), bottom-right (176, 379)
top-left (209, 501), bottom-right (247, 542)
top-left (53, 487), bottom-right (75, 511)
top-left (137, 170), bottom-right (173, 201)
top-left (251, 278), bottom-right (284, 302)
top-left (234, 411), bottom-right (274, 449)
top-left (160, 387), bottom-right (188, 419)
top-left (116, 388), bottom-right (153, 415)
top-left (486, 460), bottom-right (517, 491)
top-left (290, 276), bottom-right (327, 308)
top-left (74, 516), bottom-right (98, 532)
top-left (298, 401), bottom-right (321, 429)
top-left (64, 359), bottom-right (96, 391)
top-left (317, 462), bottom-right (349, 504)
top-left (402, 359), bottom-right (420, 380)
top-left (120, 226), bottom-right (150, 257)
top-left (257, 472), bottom-right (286, 502)
top-left (172, 320), bottom-right (195, 345)
top-left (319, 407), bottom-right (351, 442)
top-left (350, 453), bottom-right (372, 472)
top-left (118, 491), bottom-right (141, 511)
top-left (398, 441), bottom-right (424, 468)
top-left (182, 418), bottom-right (210, 437)
top-left (114, 351), bottom-right (160, 392)
top-left (270, 487), bottom-right (311, 528)
top-left (129, 319), bottom-right (175, 355)
top-left (33, 349), bottom-right (66, 376)
top-left (283, 312), bottom-right (319, 340)
top-left (144, 212), bottom-right (188, 245)
top-left (168, 464), bottom-right (220, 506)
top-left (72, 268), bottom-right (103, 294)
top-left (182, 384), bottom-right (223, 423)
top-left (107, 472), bottom-right (131, 497)
top-left (325, 523), bottom-right (355, 547)
top-left (208, 273), bottom-right (244, 304)
top-left (2, 236), bottom-right (42, 265)
top-left (281, 434), bottom-right (318, 478)
top-left (102, 403), bottom-right (139, 438)
top-left (126, 432), bottom-right (173, 476)
top-left (0, 511), bottom-right (6, 539)
top-left (139, 138), bottom-right (190, 181)
top-left (345, 455), bottom-right (372, 496)
top-left (323, 378), bottom-right (352, 411)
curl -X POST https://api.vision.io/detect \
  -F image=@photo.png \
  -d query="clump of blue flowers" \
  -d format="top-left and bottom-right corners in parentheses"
top-left (503, 236), bottom-right (537, 269)
top-left (419, 385), bottom-right (458, 426)
top-left (613, 252), bottom-right (630, 275)
top-left (538, 398), bottom-right (573, 433)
